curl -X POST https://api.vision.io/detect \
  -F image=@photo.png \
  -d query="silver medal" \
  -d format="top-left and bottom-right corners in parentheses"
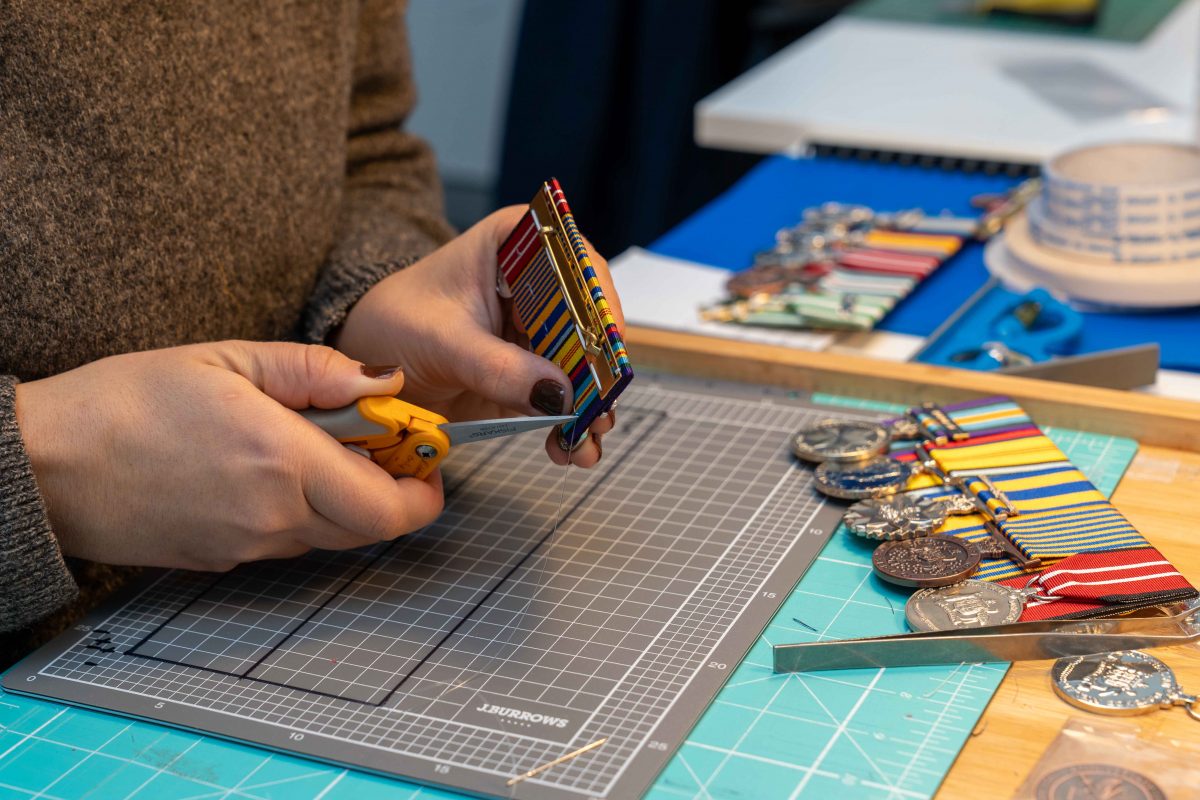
top-left (1051, 650), bottom-right (1200, 721)
top-left (790, 419), bottom-right (890, 463)
top-left (814, 456), bottom-right (918, 499)
top-left (905, 579), bottom-right (1026, 632)
top-left (843, 494), bottom-right (947, 541)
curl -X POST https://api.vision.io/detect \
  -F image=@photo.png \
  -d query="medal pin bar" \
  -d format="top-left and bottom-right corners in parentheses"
top-left (700, 202), bottom-right (973, 332)
top-left (780, 395), bottom-right (1200, 672)
top-left (497, 179), bottom-right (633, 448)
top-left (798, 403), bottom-right (1043, 590)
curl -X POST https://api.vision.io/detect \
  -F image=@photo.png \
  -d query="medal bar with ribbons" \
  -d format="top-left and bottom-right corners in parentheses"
top-left (497, 179), bottom-right (633, 447)
top-left (798, 395), bottom-right (1197, 624)
top-left (890, 397), bottom-right (1197, 619)
top-left (700, 202), bottom-right (972, 332)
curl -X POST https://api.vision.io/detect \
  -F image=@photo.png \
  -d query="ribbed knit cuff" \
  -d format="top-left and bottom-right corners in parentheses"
top-left (299, 258), bottom-right (414, 345)
top-left (0, 376), bottom-right (78, 632)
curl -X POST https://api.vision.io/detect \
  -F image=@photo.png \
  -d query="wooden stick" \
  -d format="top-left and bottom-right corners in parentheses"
top-left (625, 326), bottom-right (1200, 451)
top-left (506, 738), bottom-right (608, 787)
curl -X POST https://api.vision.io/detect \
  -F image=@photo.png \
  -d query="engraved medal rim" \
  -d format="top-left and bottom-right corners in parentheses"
top-left (791, 419), bottom-right (891, 463)
top-left (814, 457), bottom-right (915, 500)
top-left (1050, 650), bottom-right (1178, 716)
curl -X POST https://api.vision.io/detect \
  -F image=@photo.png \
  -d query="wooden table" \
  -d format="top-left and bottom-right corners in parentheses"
top-left (627, 326), bottom-right (1200, 799)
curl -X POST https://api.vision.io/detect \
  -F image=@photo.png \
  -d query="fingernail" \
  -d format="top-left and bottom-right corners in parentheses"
top-left (530, 379), bottom-right (567, 415)
top-left (607, 409), bottom-right (617, 427)
top-left (361, 364), bottom-right (403, 380)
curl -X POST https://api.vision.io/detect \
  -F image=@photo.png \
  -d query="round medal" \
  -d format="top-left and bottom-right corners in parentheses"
top-left (1035, 764), bottom-right (1165, 800)
top-left (791, 420), bottom-right (890, 463)
top-left (814, 456), bottom-right (917, 500)
top-left (905, 579), bottom-right (1025, 632)
top-left (871, 535), bottom-right (979, 588)
top-left (727, 264), bottom-right (790, 298)
top-left (843, 495), bottom-right (947, 541)
top-left (1051, 651), bottom-right (1198, 718)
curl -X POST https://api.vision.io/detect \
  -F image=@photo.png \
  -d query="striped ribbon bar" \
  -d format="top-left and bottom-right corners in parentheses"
top-left (996, 547), bottom-right (1196, 621)
top-left (862, 229), bottom-right (963, 259)
top-left (497, 180), bottom-right (633, 446)
top-left (712, 219), bottom-right (966, 332)
top-left (835, 249), bottom-right (939, 278)
top-left (882, 396), bottom-right (1196, 617)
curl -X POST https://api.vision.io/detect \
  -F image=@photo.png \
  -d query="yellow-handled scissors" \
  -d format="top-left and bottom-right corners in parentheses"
top-left (302, 396), bottom-right (576, 480)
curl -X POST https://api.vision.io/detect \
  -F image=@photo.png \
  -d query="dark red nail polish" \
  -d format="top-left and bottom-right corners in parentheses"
top-left (361, 364), bottom-right (403, 380)
top-left (530, 379), bottom-right (567, 415)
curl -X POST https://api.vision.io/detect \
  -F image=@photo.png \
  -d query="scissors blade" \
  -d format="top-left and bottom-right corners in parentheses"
top-left (439, 415), bottom-right (577, 446)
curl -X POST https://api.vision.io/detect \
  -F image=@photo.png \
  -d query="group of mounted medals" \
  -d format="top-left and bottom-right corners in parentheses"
top-left (792, 404), bottom-right (1039, 633)
top-left (792, 406), bottom-right (1200, 728)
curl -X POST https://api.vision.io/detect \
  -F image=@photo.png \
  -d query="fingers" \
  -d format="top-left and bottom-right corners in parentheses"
top-left (210, 341), bottom-right (406, 410)
top-left (299, 427), bottom-right (445, 544)
top-left (441, 327), bottom-right (575, 418)
top-left (543, 408), bottom-right (614, 468)
top-left (589, 408), bottom-right (616, 437)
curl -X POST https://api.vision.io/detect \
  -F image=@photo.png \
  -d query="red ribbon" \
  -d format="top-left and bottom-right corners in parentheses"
top-left (997, 546), bottom-right (1196, 622)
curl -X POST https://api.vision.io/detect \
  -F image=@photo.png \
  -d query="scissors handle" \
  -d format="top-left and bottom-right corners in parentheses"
top-left (301, 396), bottom-right (450, 480)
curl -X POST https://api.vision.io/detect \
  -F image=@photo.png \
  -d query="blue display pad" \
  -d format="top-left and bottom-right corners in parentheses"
top-left (916, 286), bottom-right (1084, 369)
top-left (0, 394), bottom-right (1136, 800)
top-left (648, 156), bottom-right (1200, 372)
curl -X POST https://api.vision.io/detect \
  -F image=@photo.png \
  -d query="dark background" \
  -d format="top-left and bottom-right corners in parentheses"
top-left (491, 0), bottom-right (852, 255)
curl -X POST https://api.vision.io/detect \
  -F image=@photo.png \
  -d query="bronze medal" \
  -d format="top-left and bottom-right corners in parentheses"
top-left (871, 535), bottom-right (979, 588)
top-left (1035, 764), bottom-right (1165, 800)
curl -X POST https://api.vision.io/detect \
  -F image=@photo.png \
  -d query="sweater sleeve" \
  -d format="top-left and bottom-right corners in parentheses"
top-left (0, 376), bottom-right (78, 632)
top-left (300, 0), bottom-right (456, 344)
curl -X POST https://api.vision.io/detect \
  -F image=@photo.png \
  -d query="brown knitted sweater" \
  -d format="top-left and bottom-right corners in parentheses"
top-left (0, 1), bottom-right (454, 658)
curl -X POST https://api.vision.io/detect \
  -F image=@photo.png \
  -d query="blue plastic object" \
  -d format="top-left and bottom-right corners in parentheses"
top-left (916, 285), bottom-right (1084, 370)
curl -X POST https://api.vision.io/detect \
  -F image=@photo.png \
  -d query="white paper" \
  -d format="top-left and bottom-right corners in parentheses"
top-left (610, 247), bottom-right (835, 351)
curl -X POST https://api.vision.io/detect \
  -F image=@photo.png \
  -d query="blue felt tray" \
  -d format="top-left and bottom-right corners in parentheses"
top-left (648, 155), bottom-right (1200, 373)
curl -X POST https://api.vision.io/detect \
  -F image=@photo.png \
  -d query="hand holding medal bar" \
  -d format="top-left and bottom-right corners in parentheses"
top-left (497, 180), bottom-right (633, 447)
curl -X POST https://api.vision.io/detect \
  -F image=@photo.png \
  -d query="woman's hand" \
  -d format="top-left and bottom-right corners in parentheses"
top-left (14, 342), bottom-right (444, 571)
top-left (335, 206), bottom-right (624, 468)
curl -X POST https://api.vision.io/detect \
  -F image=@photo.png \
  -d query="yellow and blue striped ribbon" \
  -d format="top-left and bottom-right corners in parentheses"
top-left (900, 398), bottom-right (1150, 582)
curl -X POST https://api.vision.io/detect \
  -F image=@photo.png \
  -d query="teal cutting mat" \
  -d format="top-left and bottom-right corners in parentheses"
top-left (0, 397), bottom-right (1137, 800)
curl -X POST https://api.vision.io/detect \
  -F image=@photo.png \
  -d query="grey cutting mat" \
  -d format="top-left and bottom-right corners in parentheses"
top-left (6, 374), bottom-right (862, 800)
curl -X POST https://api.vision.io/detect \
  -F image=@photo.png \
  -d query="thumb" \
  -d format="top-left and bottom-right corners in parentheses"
top-left (446, 328), bottom-right (574, 417)
top-left (209, 341), bottom-right (406, 410)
